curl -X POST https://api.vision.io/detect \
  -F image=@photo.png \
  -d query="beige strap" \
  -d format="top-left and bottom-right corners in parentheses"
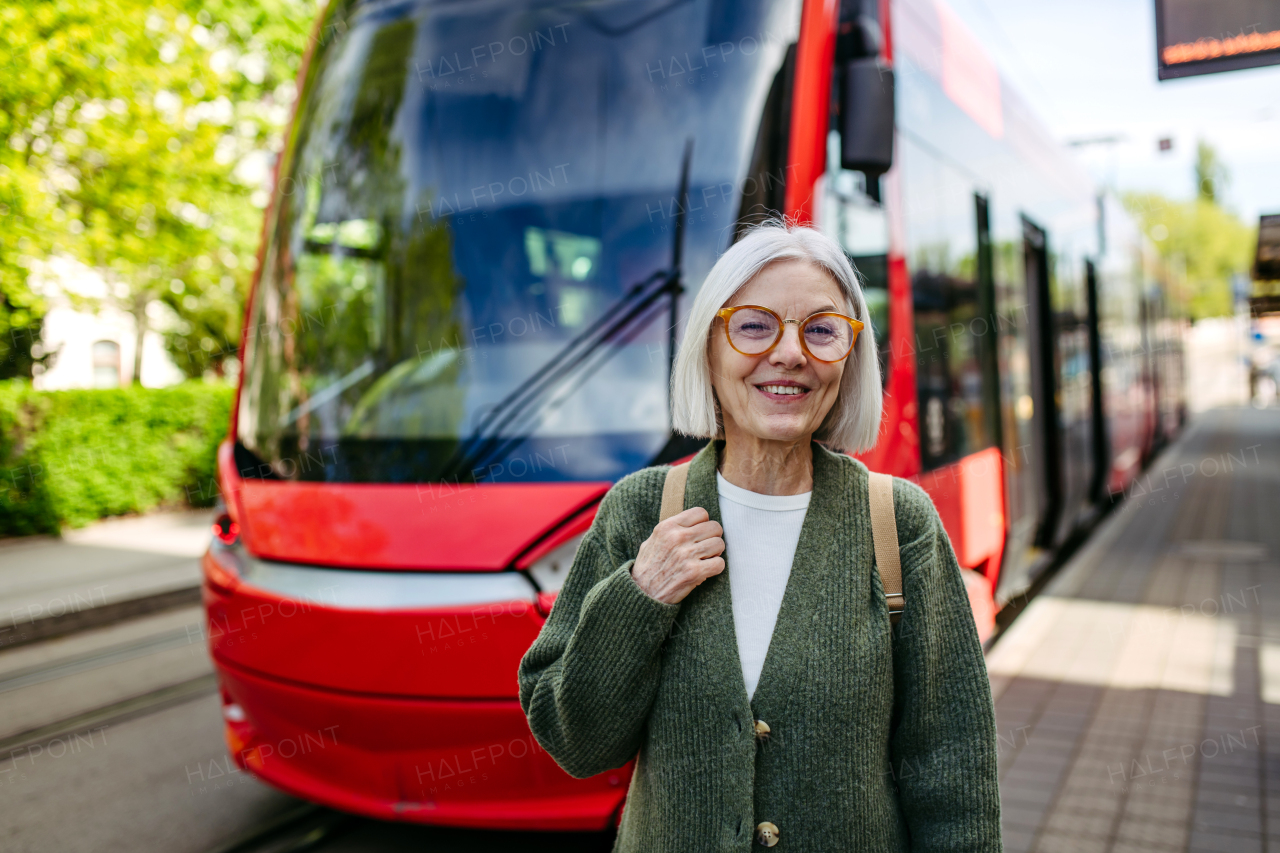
top-left (868, 472), bottom-right (904, 623)
top-left (659, 461), bottom-right (691, 523)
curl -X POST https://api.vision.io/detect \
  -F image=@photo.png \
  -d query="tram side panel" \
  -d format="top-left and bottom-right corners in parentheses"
top-left (1049, 241), bottom-right (1100, 542)
top-left (1090, 192), bottom-right (1152, 499)
top-left (889, 0), bottom-right (1083, 609)
top-left (888, 133), bottom-right (1007, 632)
top-left (1095, 195), bottom-right (1151, 500)
top-left (1150, 259), bottom-right (1189, 444)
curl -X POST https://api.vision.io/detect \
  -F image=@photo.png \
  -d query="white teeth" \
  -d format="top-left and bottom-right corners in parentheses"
top-left (760, 384), bottom-right (805, 395)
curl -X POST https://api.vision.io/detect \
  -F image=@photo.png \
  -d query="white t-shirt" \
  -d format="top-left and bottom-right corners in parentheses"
top-left (716, 471), bottom-right (811, 702)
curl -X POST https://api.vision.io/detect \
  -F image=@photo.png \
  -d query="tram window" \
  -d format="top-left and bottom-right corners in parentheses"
top-left (914, 272), bottom-right (991, 468)
top-left (903, 148), bottom-right (994, 470)
top-left (850, 253), bottom-right (889, 384)
top-left (817, 130), bottom-right (890, 386)
top-left (522, 228), bottom-right (603, 328)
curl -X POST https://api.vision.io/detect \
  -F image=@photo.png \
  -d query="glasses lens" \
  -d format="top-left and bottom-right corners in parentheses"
top-left (726, 308), bottom-right (780, 354)
top-left (803, 314), bottom-right (856, 360)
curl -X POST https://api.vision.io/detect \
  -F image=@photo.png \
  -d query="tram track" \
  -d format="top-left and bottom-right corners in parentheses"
top-left (0, 672), bottom-right (218, 755)
top-left (0, 597), bottom-right (216, 757)
top-left (0, 622), bottom-right (201, 693)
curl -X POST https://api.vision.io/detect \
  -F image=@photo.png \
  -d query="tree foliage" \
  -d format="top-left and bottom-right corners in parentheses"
top-left (0, 0), bottom-right (318, 380)
top-left (1124, 143), bottom-right (1254, 321)
top-left (0, 379), bottom-right (233, 533)
top-left (1194, 140), bottom-right (1229, 204)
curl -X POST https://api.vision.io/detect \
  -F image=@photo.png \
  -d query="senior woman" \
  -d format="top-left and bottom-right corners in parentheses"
top-left (518, 223), bottom-right (1001, 851)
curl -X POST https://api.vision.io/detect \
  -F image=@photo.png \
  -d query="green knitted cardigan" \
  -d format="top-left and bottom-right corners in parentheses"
top-left (518, 439), bottom-right (1001, 852)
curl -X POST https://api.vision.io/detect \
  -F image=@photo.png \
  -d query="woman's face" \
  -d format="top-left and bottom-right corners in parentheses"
top-left (708, 259), bottom-right (850, 445)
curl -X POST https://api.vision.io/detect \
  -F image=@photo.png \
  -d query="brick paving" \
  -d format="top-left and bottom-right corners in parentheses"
top-left (987, 407), bottom-right (1280, 853)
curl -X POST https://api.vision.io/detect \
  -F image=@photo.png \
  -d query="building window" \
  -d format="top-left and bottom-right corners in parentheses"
top-left (92, 340), bottom-right (121, 388)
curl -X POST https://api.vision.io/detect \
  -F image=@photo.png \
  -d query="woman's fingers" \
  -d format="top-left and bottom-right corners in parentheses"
top-left (671, 506), bottom-right (709, 526)
top-left (663, 507), bottom-right (722, 544)
top-left (633, 506), bottom-right (727, 604)
top-left (687, 520), bottom-right (724, 545)
top-left (689, 536), bottom-right (724, 559)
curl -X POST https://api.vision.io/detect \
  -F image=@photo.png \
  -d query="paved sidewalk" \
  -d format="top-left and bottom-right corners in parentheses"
top-left (988, 406), bottom-right (1280, 853)
top-left (0, 510), bottom-right (212, 645)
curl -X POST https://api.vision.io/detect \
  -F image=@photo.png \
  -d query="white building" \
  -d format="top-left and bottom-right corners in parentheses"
top-left (30, 256), bottom-right (186, 390)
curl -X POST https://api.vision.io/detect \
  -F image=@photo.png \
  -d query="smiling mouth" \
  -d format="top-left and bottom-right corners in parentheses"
top-left (755, 383), bottom-right (811, 398)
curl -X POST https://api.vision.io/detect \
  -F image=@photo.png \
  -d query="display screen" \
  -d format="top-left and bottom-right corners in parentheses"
top-left (1257, 214), bottom-right (1280, 281)
top-left (1155, 0), bottom-right (1280, 80)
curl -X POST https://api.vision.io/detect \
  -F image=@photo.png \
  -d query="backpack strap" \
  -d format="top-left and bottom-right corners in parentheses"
top-left (661, 461), bottom-right (903, 623)
top-left (659, 461), bottom-right (691, 523)
top-left (868, 472), bottom-right (904, 624)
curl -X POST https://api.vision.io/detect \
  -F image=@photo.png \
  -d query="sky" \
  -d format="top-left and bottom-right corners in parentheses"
top-left (943, 0), bottom-right (1280, 223)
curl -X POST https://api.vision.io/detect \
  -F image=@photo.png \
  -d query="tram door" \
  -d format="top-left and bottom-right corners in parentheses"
top-left (1086, 259), bottom-right (1109, 505)
top-left (993, 217), bottom-right (1054, 600)
top-left (1053, 252), bottom-right (1097, 543)
top-left (1022, 217), bottom-right (1061, 551)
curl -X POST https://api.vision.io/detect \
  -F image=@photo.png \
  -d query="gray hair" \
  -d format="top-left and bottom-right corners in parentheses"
top-left (670, 222), bottom-right (883, 452)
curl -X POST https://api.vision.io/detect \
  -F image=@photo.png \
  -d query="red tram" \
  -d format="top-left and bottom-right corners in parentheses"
top-left (204, 0), bottom-right (1186, 830)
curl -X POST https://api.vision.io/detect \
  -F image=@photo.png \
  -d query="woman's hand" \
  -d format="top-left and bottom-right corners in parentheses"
top-left (631, 507), bottom-right (725, 605)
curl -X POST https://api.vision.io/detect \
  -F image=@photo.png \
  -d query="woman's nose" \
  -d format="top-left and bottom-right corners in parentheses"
top-left (769, 325), bottom-right (806, 366)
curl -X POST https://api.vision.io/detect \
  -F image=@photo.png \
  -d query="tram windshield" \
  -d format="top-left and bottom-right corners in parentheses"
top-left (236, 0), bottom-right (799, 483)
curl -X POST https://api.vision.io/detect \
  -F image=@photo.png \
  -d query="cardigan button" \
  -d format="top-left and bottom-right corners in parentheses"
top-left (756, 821), bottom-right (780, 847)
top-left (753, 719), bottom-right (771, 741)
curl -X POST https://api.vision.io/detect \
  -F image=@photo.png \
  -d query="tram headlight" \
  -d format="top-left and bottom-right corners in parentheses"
top-left (205, 500), bottom-right (246, 594)
top-left (213, 511), bottom-right (240, 546)
top-left (526, 532), bottom-right (585, 595)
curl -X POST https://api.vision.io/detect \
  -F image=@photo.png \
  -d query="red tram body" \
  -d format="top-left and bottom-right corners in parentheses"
top-left (204, 0), bottom-right (1186, 829)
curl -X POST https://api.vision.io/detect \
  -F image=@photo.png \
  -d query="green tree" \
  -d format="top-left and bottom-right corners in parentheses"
top-left (1125, 192), bottom-right (1253, 320)
top-left (1195, 139), bottom-right (1229, 204)
top-left (1124, 142), bottom-right (1253, 320)
top-left (0, 0), bottom-right (317, 380)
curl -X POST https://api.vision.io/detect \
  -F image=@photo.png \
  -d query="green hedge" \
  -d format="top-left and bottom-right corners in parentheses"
top-left (0, 381), bottom-right (234, 536)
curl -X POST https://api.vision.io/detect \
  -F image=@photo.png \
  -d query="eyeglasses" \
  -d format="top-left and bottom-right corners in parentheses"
top-left (716, 304), bottom-right (863, 363)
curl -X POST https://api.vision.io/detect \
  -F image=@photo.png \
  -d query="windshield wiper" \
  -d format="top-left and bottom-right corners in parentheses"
top-left (438, 138), bottom-right (695, 483)
top-left (439, 272), bottom-right (678, 481)
top-left (279, 358), bottom-right (375, 428)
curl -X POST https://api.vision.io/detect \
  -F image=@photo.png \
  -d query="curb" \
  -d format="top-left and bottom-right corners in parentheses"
top-left (0, 586), bottom-right (203, 651)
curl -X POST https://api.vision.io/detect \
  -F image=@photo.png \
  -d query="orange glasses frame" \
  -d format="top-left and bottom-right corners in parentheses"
top-left (715, 305), bottom-right (864, 363)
